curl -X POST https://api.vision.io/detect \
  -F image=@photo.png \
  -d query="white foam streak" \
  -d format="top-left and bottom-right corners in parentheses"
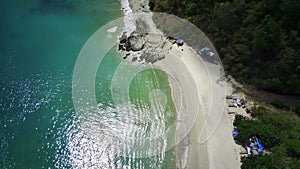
top-left (120, 0), bottom-right (136, 35)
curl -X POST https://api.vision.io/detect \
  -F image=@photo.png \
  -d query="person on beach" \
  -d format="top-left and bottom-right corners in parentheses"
top-left (246, 139), bottom-right (255, 156)
top-left (252, 145), bottom-right (259, 155)
top-left (249, 139), bottom-right (254, 148)
top-left (246, 145), bottom-right (252, 155)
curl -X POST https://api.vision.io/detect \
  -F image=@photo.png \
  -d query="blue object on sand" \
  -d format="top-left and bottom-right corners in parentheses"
top-left (232, 129), bottom-right (239, 138)
top-left (200, 46), bottom-right (211, 52)
top-left (236, 98), bottom-right (241, 106)
top-left (198, 47), bottom-right (218, 64)
top-left (176, 39), bottom-right (184, 45)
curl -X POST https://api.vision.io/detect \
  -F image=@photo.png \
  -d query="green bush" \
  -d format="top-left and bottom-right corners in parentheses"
top-left (252, 107), bottom-right (295, 130)
top-left (289, 159), bottom-right (300, 169)
top-left (262, 78), bottom-right (284, 93)
top-left (234, 115), bottom-right (281, 149)
top-left (242, 146), bottom-right (285, 169)
top-left (241, 153), bottom-right (285, 169)
top-left (270, 100), bottom-right (290, 110)
top-left (233, 114), bottom-right (245, 126)
top-left (294, 104), bottom-right (300, 116)
top-left (251, 107), bottom-right (268, 118)
top-left (256, 125), bottom-right (281, 149)
top-left (284, 139), bottom-right (300, 157)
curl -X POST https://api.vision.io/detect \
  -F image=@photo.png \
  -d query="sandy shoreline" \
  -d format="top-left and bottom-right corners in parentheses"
top-left (156, 43), bottom-right (210, 169)
top-left (121, 0), bottom-right (241, 168)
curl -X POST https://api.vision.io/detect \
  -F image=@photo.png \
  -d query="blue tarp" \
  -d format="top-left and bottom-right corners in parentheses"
top-left (199, 46), bottom-right (211, 52)
top-left (257, 142), bottom-right (264, 153)
top-left (253, 141), bottom-right (264, 153)
top-left (233, 129), bottom-right (239, 138)
top-left (197, 47), bottom-right (218, 64)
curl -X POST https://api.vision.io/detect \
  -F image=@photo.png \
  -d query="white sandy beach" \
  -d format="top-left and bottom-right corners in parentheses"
top-left (123, 0), bottom-right (242, 168)
top-left (155, 41), bottom-right (241, 169)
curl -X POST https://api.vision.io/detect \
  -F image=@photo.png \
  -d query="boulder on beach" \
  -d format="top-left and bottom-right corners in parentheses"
top-left (118, 30), bottom-right (169, 64)
top-left (123, 31), bottom-right (145, 51)
top-left (119, 31), bottom-right (145, 52)
top-left (119, 32), bottom-right (127, 43)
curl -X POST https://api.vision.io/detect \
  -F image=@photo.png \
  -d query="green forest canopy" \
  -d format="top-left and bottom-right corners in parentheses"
top-left (150, 0), bottom-right (300, 95)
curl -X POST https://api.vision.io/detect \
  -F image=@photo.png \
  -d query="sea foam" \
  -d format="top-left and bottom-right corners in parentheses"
top-left (120, 0), bottom-right (136, 35)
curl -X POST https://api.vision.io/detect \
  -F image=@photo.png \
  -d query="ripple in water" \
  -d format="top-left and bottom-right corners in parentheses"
top-left (65, 67), bottom-right (176, 168)
top-left (1, 63), bottom-right (176, 169)
top-left (0, 69), bottom-right (74, 168)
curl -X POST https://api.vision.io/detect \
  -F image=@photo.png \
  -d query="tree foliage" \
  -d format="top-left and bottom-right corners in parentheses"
top-left (241, 152), bottom-right (286, 169)
top-left (150, 0), bottom-right (300, 95)
top-left (233, 114), bottom-right (281, 149)
top-left (269, 99), bottom-right (290, 110)
top-left (233, 107), bottom-right (300, 168)
top-left (295, 104), bottom-right (300, 116)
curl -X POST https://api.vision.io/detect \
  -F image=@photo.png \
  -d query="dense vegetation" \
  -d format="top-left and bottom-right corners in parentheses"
top-left (234, 107), bottom-right (300, 168)
top-left (149, 0), bottom-right (300, 95)
top-left (295, 104), bottom-right (300, 116)
top-left (269, 99), bottom-right (290, 110)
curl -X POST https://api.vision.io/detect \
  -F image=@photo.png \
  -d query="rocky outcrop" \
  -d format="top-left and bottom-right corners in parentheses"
top-left (119, 31), bottom-right (145, 51)
top-left (141, 52), bottom-right (165, 63)
top-left (118, 31), bottom-right (171, 64)
top-left (125, 31), bottom-right (145, 51)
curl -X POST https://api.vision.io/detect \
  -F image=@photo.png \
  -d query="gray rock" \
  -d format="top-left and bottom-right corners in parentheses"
top-left (118, 31), bottom-right (168, 64)
top-left (132, 57), bottom-right (138, 62)
top-left (119, 32), bottom-right (127, 43)
top-left (140, 53), bottom-right (149, 62)
top-left (157, 52), bottom-right (165, 60)
top-left (125, 31), bottom-right (145, 51)
top-left (136, 18), bottom-right (150, 32)
top-left (123, 53), bottom-right (130, 59)
top-left (144, 53), bottom-right (158, 63)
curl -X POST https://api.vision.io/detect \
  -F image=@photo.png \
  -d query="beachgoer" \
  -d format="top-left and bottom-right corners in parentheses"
top-left (249, 141), bottom-right (253, 148)
top-left (252, 146), bottom-right (259, 155)
top-left (246, 146), bottom-right (251, 155)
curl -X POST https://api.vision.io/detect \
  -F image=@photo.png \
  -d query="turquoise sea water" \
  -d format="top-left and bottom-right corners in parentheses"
top-left (0, 0), bottom-right (176, 168)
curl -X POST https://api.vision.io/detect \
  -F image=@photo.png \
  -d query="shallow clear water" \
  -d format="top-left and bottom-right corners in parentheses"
top-left (0, 0), bottom-right (176, 168)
